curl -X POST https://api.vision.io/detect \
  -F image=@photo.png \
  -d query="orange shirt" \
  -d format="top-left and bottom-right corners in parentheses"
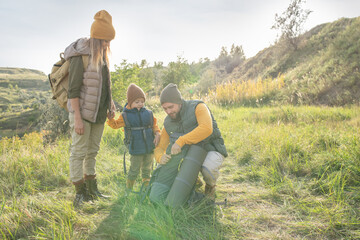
top-left (154, 103), bottom-right (212, 163)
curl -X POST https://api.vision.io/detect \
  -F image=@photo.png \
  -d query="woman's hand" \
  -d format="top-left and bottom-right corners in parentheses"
top-left (74, 114), bottom-right (84, 135)
top-left (70, 98), bottom-right (84, 135)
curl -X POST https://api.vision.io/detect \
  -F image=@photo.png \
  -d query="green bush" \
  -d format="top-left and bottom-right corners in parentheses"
top-left (37, 99), bottom-right (70, 143)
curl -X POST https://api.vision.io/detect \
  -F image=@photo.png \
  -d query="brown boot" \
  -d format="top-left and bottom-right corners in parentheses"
top-left (73, 179), bottom-right (91, 208)
top-left (142, 178), bottom-right (150, 187)
top-left (205, 184), bottom-right (216, 199)
top-left (125, 179), bottom-right (136, 197)
top-left (126, 179), bottom-right (136, 190)
top-left (85, 175), bottom-right (109, 200)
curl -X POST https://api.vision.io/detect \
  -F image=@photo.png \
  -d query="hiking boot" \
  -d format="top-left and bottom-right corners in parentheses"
top-left (73, 181), bottom-right (91, 208)
top-left (126, 179), bottom-right (136, 190)
top-left (205, 184), bottom-right (216, 199)
top-left (86, 178), bottom-right (110, 200)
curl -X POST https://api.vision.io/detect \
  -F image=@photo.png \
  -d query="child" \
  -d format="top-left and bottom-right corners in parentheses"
top-left (107, 83), bottom-right (160, 193)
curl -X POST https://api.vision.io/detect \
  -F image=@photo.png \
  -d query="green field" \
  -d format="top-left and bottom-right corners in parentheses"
top-left (1, 105), bottom-right (359, 239)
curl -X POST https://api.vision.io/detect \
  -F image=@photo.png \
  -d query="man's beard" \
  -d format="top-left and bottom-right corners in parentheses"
top-left (170, 112), bottom-right (181, 120)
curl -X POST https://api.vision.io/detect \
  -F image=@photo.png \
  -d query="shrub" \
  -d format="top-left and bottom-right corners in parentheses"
top-left (37, 99), bottom-right (69, 143)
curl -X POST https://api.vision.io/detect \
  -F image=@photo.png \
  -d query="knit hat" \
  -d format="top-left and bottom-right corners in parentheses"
top-left (90, 10), bottom-right (115, 41)
top-left (127, 83), bottom-right (146, 107)
top-left (160, 83), bottom-right (182, 104)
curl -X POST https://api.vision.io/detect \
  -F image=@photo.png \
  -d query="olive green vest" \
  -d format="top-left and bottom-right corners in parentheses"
top-left (163, 100), bottom-right (228, 157)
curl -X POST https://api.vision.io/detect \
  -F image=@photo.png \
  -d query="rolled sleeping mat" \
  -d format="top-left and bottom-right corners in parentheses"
top-left (164, 145), bottom-right (207, 207)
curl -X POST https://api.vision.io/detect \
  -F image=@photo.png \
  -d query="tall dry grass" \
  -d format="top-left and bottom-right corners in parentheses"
top-left (208, 74), bottom-right (285, 105)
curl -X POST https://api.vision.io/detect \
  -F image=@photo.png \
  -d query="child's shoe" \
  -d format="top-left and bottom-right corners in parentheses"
top-left (125, 179), bottom-right (135, 197)
top-left (142, 178), bottom-right (150, 187)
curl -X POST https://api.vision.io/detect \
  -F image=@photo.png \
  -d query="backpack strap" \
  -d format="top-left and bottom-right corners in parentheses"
top-left (122, 110), bottom-right (154, 131)
top-left (149, 110), bottom-right (154, 129)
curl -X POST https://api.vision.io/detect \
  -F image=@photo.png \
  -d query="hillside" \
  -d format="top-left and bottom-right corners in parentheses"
top-left (0, 67), bottom-right (48, 90)
top-left (227, 17), bottom-right (360, 106)
top-left (0, 68), bottom-right (50, 138)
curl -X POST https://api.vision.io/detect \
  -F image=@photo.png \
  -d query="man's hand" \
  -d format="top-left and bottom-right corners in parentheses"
top-left (171, 143), bottom-right (181, 155)
top-left (154, 132), bottom-right (160, 146)
top-left (160, 154), bottom-right (171, 165)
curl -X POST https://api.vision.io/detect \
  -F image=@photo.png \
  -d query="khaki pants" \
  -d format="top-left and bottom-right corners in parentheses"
top-left (201, 151), bottom-right (224, 187)
top-left (128, 154), bottom-right (153, 180)
top-left (69, 112), bottom-right (105, 183)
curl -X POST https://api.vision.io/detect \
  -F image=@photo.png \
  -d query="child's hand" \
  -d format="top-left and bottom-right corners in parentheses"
top-left (107, 111), bottom-right (115, 120)
top-left (153, 132), bottom-right (160, 146)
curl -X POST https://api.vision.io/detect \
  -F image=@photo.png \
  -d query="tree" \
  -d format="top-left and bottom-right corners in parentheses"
top-left (230, 44), bottom-right (245, 58)
top-left (111, 59), bottom-right (153, 106)
top-left (162, 56), bottom-right (191, 88)
top-left (214, 44), bottom-right (246, 73)
top-left (226, 44), bottom-right (246, 73)
top-left (188, 58), bottom-right (211, 84)
top-left (197, 68), bottom-right (218, 94)
top-left (214, 46), bottom-right (229, 70)
top-left (271, 0), bottom-right (312, 50)
top-left (152, 61), bottom-right (166, 95)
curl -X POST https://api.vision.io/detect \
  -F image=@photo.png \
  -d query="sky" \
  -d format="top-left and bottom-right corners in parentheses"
top-left (0, 0), bottom-right (359, 74)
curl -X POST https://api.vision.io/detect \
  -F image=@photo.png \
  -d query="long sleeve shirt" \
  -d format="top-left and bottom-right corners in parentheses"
top-left (154, 103), bottom-right (213, 163)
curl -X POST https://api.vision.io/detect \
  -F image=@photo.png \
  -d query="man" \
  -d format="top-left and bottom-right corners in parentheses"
top-left (149, 83), bottom-right (228, 204)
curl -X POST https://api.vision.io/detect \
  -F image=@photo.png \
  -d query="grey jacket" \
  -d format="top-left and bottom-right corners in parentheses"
top-left (64, 38), bottom-right (113, 123)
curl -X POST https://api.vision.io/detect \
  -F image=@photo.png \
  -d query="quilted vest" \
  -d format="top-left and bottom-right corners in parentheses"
top-left (67, 61), bottom-right (112, 123)
top-left (123, 106), bottom-right (155, 155)
top-left (163, 100), bottom-right (228, 157)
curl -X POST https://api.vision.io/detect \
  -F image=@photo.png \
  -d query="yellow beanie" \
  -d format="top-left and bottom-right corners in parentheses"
top-left (90, 10), bottom-right (115, 41)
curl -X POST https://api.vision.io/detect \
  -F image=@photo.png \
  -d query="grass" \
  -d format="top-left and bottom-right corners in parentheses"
top-left (215, 105), bottom-right (360, 239)
top-left (0, 105), bottom-right (359, 239)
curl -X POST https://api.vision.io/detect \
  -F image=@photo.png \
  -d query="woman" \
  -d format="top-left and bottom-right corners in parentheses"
top-left (64, 10), bottom-right (116, 207)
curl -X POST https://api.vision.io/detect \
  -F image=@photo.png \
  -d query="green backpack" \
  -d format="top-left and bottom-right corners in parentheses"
top-left (48, 53), bottom-right (88, 111)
